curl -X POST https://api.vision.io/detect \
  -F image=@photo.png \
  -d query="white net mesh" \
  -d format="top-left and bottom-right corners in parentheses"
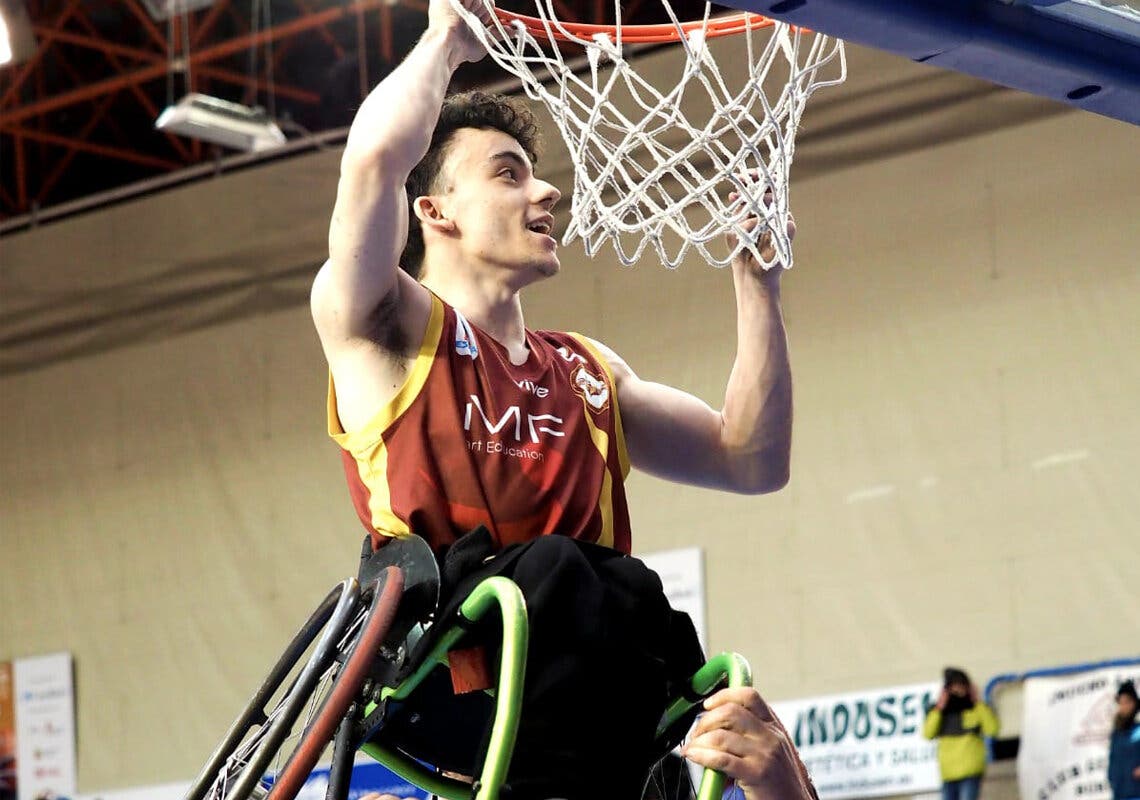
top-left (452, 0), bottom-right (846, 269)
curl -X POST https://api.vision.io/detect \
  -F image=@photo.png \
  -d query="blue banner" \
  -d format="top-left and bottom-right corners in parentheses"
top-left (295, 760), bottom-right (429, 800)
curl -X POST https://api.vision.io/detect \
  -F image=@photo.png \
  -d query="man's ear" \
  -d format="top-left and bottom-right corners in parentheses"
top-left (412, 195), bottom-right (456, 235)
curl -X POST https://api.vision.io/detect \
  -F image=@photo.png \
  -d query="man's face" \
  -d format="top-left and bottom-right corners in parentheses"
top-left (433, 127), bottom-right (562, 281)
top-left (948, 681), bottom-right (970, 697)
top-left (1119, 694), bottom-right (1138, 719)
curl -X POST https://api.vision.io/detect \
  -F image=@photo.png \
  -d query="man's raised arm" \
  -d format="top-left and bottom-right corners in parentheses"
top-left (592, 247), bottom-right (793, 495)
top-left (311, 0), bottom-right (491, 349)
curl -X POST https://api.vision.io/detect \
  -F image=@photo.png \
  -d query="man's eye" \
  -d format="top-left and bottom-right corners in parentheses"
top-left (500, 169), bottom-right (515, 180)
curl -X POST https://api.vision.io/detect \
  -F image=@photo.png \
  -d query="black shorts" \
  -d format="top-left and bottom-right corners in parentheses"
top-left (373, 528), bottom-right (706, 799)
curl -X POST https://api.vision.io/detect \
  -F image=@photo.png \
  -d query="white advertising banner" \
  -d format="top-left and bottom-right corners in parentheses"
top-left (771, 682), bottom-right (941, 800)
top-left (12, 652), bottom-right (76, 800)
top-left (75, 782), bottom-right (189, 800)
top-left (639, 547), bottom-right (707, 651)
top-left (1018, 663), bottom-right (1140, 800)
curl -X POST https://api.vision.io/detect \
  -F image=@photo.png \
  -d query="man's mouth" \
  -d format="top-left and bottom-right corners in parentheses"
top-left (526, 217), bottom-right (554, 237)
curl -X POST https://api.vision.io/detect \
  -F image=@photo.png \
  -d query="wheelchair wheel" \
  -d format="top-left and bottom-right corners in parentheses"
top-left (641, 752), bottom-right (699, 800)
top-left (184, 567), bottom-right (404, 800)
top-left (267, 566), bottom-right (403, 799)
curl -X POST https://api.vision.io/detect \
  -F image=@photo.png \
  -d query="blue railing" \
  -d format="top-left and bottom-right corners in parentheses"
top-left (982, 655), bottom-right (1140, 760)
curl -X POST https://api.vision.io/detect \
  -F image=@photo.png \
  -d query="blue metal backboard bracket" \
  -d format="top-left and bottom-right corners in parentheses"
top-left (730, 0), bottom-right (1140, 126)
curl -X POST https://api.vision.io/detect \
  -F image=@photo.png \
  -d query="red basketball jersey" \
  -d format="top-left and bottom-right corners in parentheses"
top-left (328, 294), bottom-right (632, 554)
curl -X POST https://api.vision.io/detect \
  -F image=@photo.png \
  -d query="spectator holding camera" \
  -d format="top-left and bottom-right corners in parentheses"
top-left (923, 667), bottom-right (999, 800)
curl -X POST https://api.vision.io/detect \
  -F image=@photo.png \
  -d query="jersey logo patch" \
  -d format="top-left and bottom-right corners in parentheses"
top-left (454, 311), bottom-right (479, 360)
top-left (571, 364), bottom-right (610, 413)
top-left (556, 345), bottom-right (587, 366)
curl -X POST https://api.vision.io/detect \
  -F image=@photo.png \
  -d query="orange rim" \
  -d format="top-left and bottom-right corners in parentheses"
top-left (493, 9), bottom-right (775, 43)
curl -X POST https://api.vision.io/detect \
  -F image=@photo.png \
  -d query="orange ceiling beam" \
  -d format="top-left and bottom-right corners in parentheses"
top-left (0, 0), bottom-right (87, 108)
top-left (44, 19), bottom-right (195, 162)
top-left (35, 93), bottom-right (119, 205)
top-left (121, 0), bottom-right (169, 51)
top-left (0, 126), bottom-right (184, 171)
top-left (192, 66), bottom-right (321, 104)
top-left (2, 0), bottom-right (389, 127)
top-left (31, 25), bottom-right (165, 65)
top-left (190, 0), bottom-right (234, 49)
top-left (23, 27), bottom-right (319, 105)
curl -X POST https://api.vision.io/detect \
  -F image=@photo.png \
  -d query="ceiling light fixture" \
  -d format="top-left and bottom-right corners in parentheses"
top-left (155, 93), bottom-right (286, 152)
top-left (0, 0), bottom-right (36, 67)
top-left (141, 0), bottom-right (215, 22)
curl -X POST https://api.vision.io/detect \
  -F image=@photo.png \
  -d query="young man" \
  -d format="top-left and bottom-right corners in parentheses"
top-left (923, 667), bottom-right (1000, 800)
top-left (311, 0), bottom-right (798, 794)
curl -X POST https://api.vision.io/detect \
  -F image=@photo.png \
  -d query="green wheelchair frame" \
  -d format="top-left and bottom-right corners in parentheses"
top-left (184, 537), bottom-right (753, 800)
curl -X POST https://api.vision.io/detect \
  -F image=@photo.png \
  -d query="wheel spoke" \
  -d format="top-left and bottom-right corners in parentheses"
top-left (191, 571), bottom-right (404, 800)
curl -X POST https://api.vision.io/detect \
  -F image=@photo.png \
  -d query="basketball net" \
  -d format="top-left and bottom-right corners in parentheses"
top-left (452, 0), bottom-right (846, 269)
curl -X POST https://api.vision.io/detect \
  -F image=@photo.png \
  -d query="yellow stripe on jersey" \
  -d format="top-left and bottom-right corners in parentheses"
top-left (566, 331), bottom-right (626, 550)
top-left (328, 294), bottom-right (445, 447)
top-left (578, 398), bottom-right (616, 550)
top-left (569, 333), bottom-right (630, 479)
top-left (326, 294), bottom-right (446, 539)
top-left (362, 440), bottom-right (410, 539)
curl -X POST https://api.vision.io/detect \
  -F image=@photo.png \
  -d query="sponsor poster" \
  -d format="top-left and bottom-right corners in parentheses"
top-left (75, 782), bottom-right (188, 800)
top-left (1018, 663), bottom-right (1140, 800)
top-left (11, 653), bottom-right (76, 800)
top-left (73, 760), bottom-right (425, 800)
top-left (771, 681), bottom-right (941, 800)
top-left (639, 547), bottom-right (707, 651)
top-left (1, 663), bottom-right (15, 800)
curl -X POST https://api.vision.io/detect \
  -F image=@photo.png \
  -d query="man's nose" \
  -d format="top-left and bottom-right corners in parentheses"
top-left (535, 179), bottom-right (561, 211)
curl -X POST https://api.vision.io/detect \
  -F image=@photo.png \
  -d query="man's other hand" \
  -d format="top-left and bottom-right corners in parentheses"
top-left (681, 686), bottom-right (816, 800)
top-left (725, 187), bottom-right (795, 281)
top-left (429, 0), bottom-right (494, 66)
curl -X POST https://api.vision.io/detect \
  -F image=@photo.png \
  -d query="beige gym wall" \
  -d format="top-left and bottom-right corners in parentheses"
top-left (1, 41), bottom-right (1138, 794)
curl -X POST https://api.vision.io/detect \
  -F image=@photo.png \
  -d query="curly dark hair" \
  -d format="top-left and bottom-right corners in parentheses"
top-left (401, 90), bottom-right (543, 278)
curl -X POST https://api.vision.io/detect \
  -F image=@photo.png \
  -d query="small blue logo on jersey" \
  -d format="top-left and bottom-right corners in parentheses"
top-left (454, 311), bottom-right (479, 360)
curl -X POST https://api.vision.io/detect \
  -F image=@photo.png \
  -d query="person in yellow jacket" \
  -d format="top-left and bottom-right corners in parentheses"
top-left (923, 667), bottom-right (1000, 800)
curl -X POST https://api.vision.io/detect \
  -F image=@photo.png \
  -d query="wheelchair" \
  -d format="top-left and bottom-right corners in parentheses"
top-left (183, 533), bottom-right (753, 800)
